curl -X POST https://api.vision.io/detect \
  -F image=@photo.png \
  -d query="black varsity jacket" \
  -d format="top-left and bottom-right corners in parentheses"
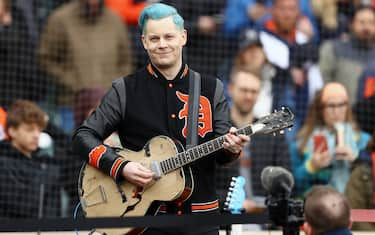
top-left (72, 63), bottom-right (238, 213)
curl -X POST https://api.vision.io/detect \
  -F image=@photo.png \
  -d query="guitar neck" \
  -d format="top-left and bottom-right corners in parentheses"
top-left (159, 123), bottom-right (265, 174)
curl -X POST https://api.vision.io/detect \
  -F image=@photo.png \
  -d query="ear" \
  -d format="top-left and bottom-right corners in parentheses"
top-left (348, 219), bottom-right (353, 229)
top-left (303, 222), bottom-right (312, 235)
top-left (141, 34), bottom-right (148, 50)
top-left (7, 126), bottom-right (15, 139)
top-left (181, 29), bottom-right (187, 46)
top-left (227, 83), bottom-right (233, 97)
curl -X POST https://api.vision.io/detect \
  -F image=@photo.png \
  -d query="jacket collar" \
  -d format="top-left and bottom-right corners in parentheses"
top-left (147, 63), bottom-right (189, 81)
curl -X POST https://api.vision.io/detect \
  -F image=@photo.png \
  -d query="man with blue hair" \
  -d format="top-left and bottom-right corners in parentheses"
top-left (73, 3), bottom-right (250, 235)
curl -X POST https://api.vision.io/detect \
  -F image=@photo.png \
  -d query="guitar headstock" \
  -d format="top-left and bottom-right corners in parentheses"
top-left (224, 176), bottom-right (246, 214)
top-left (254, 107), bottom-right (294, 135)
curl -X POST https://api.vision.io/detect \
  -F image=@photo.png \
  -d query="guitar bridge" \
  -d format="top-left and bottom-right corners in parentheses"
top-left (81, 185), bottom-right (107, 208)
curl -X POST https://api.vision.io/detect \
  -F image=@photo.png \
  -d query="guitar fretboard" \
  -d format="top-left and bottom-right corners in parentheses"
top-left (159, 124), bottom-right (262, 174)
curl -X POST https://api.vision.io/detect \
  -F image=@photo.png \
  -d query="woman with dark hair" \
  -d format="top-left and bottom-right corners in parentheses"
top-left (290, 82), bottom-right (370, 196)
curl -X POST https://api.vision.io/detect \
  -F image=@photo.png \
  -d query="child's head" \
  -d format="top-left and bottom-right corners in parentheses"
top-left (6, 100), bottom-right (47, 156)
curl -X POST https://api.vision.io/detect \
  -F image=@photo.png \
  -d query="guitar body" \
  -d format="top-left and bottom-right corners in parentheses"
top-left (78, 136), bottom-right (194, 235)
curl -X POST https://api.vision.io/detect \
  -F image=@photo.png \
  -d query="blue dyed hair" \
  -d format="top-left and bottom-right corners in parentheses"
top-left (138, 3), bottom-right (184, 34)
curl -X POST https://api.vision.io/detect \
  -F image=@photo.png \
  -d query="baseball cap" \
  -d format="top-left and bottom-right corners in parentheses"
top-left (238, 29), bottom-right (262, 51)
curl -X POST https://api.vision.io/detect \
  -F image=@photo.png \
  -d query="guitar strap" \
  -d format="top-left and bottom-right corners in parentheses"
top-left (186, 70), bottom-right (201, 150)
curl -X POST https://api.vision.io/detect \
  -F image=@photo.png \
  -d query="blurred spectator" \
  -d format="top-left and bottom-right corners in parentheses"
top-left (304, 185), bottom-right (353, 235)
top-left (310, 0), bottom-right (372, 41)
top-left (163, 0), bottom-right (233, 76)
top-left (105, 0), bottom-right (148, 26)
top-left (105, 0), bottom-right (149, 69)
top-left (319, 5), bottom-right (375, 105)
top-left (0, 0), bottom-right (42, 108)
top-left (356, 60), bottom-right (375, 100)
top-left (311, 0), bottom-right (340, 41)
top-left (215, 68), bottom-right (291, 214)
top-left (73, 87), bottom-right (121, 147)
top-left (0, 100), bottom-right (62, 218)
top-left (290, 83), bottom-right (370, 197)
top-left (354, 61), bottom-right (375, 134)
top-left (354, 96), bottom-right (375, 135)
top-left (223, 0), bottom-right (318, 39)
top-left (12, 0), bottom-right (69, 42)
top-left (345, 132), bottom-right (375, 230)
top-left (218, 29), bottom-right (287, 118)
top-left (38, 0), bottom-right (133, 132)
top-left (73, 87), bottom-right (106, 128)
top-left (258, 0), bottom-right (322, 139)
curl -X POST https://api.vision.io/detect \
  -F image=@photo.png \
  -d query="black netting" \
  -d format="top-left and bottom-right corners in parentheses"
top-left (0, 0), bottom-right (374, 232)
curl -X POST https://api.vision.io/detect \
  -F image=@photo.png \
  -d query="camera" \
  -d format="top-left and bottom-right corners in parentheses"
top-left (261, 166), bottom-right (304, 235)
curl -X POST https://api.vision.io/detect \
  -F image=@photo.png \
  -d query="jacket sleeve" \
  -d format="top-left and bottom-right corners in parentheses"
top-left (319, 41), bottom-right (336, 83)
top-left (212, 79), bottom-right (240, 165)
top-left (290, 142), bottom-right (315, 196)
top-left (72, 78), bottom-right (128, 182)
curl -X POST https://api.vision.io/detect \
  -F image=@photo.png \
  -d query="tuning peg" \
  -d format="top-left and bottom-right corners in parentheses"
top-left (273, 132), bottom-right (276, 137)
top-left (279, 130), bottom-right (285, 135)
top-left (288, 127), bottom-right (292, 132)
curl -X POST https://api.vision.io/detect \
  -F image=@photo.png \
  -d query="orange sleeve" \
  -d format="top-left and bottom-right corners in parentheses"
top-left (0, 107), bottom-right (6, 129)
top-left (106, 0), bottom-right (149, 26)
top-left (364, 77), bottom-right (375, 99)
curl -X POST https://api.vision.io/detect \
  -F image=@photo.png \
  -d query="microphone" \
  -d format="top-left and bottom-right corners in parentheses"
top-left (261, 166), bottom-right (294, 197)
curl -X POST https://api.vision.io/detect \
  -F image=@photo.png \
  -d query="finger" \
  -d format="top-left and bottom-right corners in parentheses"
top-left (316, 143), bottom-right (325, 152)
top-left (137, 164), bottom-right (153, 172)
top-left (238, 134), bottom-right (250, 144)
top-left (136, 170), bottom-right (154, 179)
top-left (229, 127), bottom-right (237, 135)
top-left (136, 177), bottom-right (153, 187)
top-left (227, 132), bottom-right (244, 145)
top-left (224, 134), bottom-right (235, 146)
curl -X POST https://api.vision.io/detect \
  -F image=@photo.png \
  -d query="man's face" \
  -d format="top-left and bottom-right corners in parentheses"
top-left (272, 0), bottom-right (299, 33)
top-left (229, 72), bottom-right (261, 115)
top-left (8, 123), bottom-right (42, 156)
top-left (142, 17), bottom-right (187, 70)
top-left (352, 8), bottom-right (375, 43)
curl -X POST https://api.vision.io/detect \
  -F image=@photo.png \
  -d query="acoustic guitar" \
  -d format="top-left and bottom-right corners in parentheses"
top-left (78, 107), bottom-right (294, 235)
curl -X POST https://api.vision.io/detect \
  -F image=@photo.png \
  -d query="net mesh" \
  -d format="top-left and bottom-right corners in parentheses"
top-left (0, 0), bottom-right (374, 231)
